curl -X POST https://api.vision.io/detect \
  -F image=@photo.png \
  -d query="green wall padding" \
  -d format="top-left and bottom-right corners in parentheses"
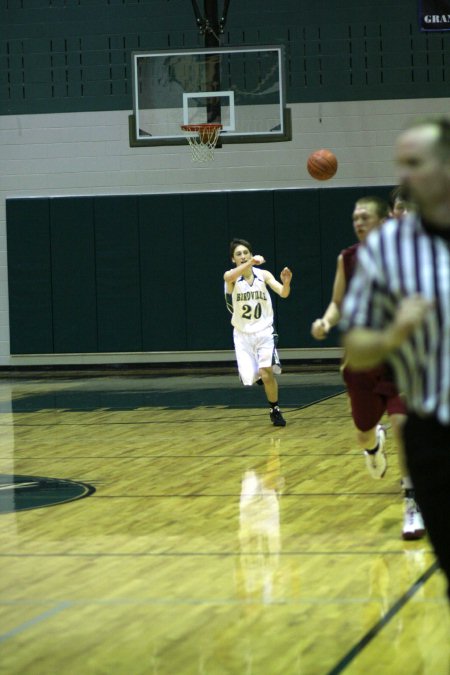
top-left (94, 196), bottom-right (142, 351)
top-left (273, 189), bottom-right (321, 349)
top-left (227, 191), bottom-right (276, 262)
top-left (6, 198), bottom-right (53, 354)
top-left (7, 186), bottom-right (395, 356)
top-left (183, 192), bottom-right (230, 350)
top-left (50, 197), bottom-right (97, 353)
top-left (139, 194), bottom-right (187, 351)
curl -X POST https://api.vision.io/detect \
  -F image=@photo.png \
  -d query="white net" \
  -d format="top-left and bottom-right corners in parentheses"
top-left (181, 124), bottom-right (222, 162)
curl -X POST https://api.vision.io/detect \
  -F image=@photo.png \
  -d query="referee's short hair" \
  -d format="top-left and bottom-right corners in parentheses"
top-left (434, 117), bottom-right (450, 162)
top-left (406, 117), bottom-right (450, 162)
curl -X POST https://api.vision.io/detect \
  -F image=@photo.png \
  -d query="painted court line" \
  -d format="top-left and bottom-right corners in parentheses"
top-left (327, 561), bottom-right (439, 674)
top-left (0, 602), bottom-right (71, 644)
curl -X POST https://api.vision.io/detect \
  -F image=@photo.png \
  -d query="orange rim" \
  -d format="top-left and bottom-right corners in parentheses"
top-left (181, 124), bottom-right (222, 129)
top-left (181, 123), bottom-right (223, 132)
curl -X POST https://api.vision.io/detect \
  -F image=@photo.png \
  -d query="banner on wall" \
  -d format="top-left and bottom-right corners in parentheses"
top-left (420, 0), bottom-right (450, 30)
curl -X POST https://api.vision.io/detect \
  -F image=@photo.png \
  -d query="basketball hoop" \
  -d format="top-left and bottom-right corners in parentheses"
top-left (180, 123), bottom-right (223, 162)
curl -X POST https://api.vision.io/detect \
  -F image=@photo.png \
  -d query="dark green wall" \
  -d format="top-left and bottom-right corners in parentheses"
top-left (1, 0), bottom-right (449, 115)
top-left (6, 186), bottom-right (392, 355)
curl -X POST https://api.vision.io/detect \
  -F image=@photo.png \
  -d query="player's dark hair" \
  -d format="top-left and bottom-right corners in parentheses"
top-left (388, 185), bottom-right (416, 210)
top-left (230, 238), bottom-right (253, 257)
top-left (389, 185), bottom-right (407, 208)
top-left (355, 196), bottom-right (390, 220)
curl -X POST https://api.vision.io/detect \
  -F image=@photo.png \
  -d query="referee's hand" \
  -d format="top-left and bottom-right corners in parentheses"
top-left (392, 294), bottom-right (433, 342)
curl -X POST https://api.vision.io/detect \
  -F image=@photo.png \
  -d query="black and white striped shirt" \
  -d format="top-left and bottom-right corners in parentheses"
top-left (341, 213), bottom-right (450, 424)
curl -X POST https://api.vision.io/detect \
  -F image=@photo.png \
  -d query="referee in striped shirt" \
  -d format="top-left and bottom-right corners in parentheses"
top-left (341, 117), bottom-right (450, 600)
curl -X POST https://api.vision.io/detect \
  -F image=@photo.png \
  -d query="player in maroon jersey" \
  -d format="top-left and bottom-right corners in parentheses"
top-left (311, 196), bottom-right (424, 540)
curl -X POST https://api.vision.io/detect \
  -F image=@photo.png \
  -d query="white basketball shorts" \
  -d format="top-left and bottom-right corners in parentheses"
top-left (233, 325), bottom-right (281, 386)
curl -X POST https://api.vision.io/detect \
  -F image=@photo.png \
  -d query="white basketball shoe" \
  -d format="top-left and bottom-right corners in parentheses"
top-left (364, 424), bottom-right (387, 479)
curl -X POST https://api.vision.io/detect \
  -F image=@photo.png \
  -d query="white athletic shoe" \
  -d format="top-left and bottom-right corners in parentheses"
top-left (364, 424), bottom-right (387, 479)
top-left (402, 498), bottom-right (426, 541)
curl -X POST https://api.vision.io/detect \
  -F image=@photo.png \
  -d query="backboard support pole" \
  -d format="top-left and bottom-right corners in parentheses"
top-left (190, 0), bottom-right (206, 32)
top-left (204, 0), bottom-right (222, 135)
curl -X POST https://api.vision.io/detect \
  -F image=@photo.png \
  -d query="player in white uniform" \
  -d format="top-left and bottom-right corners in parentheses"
top-left (224, 239), bottom-right (292, 427)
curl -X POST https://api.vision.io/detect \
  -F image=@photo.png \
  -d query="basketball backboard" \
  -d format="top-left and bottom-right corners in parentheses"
top-left (129, 45), bottom-right (291, 147)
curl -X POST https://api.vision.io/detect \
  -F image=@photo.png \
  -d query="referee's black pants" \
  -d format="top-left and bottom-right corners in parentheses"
top-left (404, 413), bottom-right (450, 601)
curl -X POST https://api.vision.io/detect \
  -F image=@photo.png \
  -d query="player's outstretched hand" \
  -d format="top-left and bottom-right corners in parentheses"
top-left (311, 318), bottom-right (330, 340)
top-left (252, 255), bottom-right (265, 265)
top-left (280, 267), bottom-right (292, 284)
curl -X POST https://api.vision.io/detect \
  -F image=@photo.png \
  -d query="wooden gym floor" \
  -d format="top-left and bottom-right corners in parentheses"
top-left (0, 369), bottom-right (449, 674)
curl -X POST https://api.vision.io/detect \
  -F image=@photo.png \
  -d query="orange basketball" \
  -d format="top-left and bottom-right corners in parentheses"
top-left (307, 149), bottom-right (338, 181)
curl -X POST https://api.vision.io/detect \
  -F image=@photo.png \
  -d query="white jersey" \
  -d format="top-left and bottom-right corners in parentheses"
top-left (226, 270), bottom-right (274, 334)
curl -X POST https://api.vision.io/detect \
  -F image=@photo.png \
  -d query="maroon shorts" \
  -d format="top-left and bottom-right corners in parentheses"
top-left (342, 364), bottom-right (407, 432)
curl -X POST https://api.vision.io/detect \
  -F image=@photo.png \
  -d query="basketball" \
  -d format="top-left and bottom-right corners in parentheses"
top-left (307, 149), bottom-right (338, 181)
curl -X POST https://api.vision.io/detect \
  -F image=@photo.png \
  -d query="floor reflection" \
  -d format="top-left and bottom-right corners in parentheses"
top-left (237, 439), bottom-right (283, 605)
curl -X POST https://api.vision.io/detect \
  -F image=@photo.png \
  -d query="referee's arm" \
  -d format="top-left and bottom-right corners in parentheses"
top-left (343, 295), bottom-right (433, 370)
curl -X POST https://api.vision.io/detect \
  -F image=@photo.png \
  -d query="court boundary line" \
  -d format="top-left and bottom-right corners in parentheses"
top-left (326, 560), bottom-right (440, 674)
top-left (89, 491), bottom-right (399, 499)
top-left (0, 549), bottom-right (433, 558)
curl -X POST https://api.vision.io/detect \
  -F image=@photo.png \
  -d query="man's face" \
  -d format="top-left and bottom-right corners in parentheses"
top-left (352, 202), bottom-right (383, 242)
top-left (392, 198), bottom-right (410, 218)
top-left (395, 125), bottom-right (450, 211)
top-left (232, 245), bottom-right (252, 266)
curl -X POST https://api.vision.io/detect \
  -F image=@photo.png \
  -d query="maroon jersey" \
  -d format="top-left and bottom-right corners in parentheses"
top-left (341, 242), bottom-right (360, 286)
top-left (340, 242), bottom-right (402, 401)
